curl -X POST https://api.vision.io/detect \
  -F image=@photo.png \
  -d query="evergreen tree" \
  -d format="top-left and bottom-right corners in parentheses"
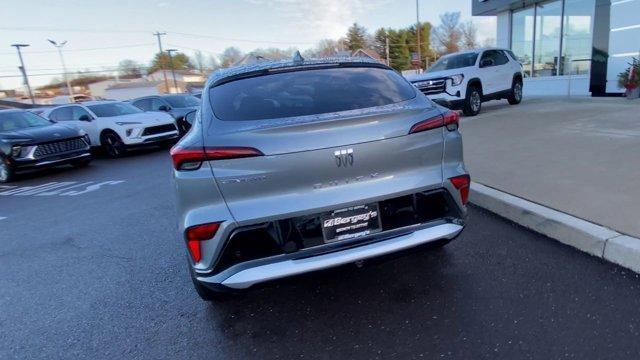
top-left (345, 23), bottom-right (368, 51)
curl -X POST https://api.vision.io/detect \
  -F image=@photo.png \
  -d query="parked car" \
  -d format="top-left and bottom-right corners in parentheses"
top-left (171, 56), bottom-right (470, 301)
top-left (0, 109), bottom-right (91, 183)
top-left (42, 101), bottom-right (179, 157)
top-left (406, 48), bottom-right (523, 116)
top-left (130, 94), bottom-right (200, 135)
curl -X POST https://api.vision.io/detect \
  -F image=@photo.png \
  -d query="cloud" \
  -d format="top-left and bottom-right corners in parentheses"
top-left (245, 0), bottom-right (391, 39)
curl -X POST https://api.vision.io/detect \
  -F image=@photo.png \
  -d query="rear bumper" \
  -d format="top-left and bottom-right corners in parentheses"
top-left (197, 221), bottom-right (464, 289)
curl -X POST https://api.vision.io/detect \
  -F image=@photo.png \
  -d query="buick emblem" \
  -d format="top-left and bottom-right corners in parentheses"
top-left (334, 148), bottom-right (354, 167)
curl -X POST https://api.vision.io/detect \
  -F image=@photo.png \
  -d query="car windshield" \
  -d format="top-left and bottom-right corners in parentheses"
top-left (427, 53), bottom-right (479, 72)
top-left (164, 95), bottom-right (200, 108)
top-left (210, 66), bottom-right (416, 121)
top-left (0, 111), bottom-right (52, 131)
top-left (87, 102), bottom-right (142, 117)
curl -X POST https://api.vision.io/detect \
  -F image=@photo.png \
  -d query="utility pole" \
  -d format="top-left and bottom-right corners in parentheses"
top-left (416, 0), bottom-right (422, 71)
top-left (153, 31), bottom-right (169, 93)
top-left (47, 39), bottom-right (74, 102)
top-left (166, 49), bottom-right (178, 93)
top-left (385, 36), bottom-right (390, 66)
top-left (11, 44), bottom-right (35, 105)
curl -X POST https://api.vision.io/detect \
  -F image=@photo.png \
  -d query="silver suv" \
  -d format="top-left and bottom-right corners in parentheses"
top-left (171, 56), bottom-right (470, 301)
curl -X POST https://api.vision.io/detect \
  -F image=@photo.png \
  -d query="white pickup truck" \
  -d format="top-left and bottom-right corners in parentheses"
top-left (406, 48), bottom-right (524, 116)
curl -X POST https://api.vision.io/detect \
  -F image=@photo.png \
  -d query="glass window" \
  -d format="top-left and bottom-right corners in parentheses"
top-left (49, 107), bottom-right (73, 121)
top-left (163, 95), bottom-right (200, 108)
top-left (534, 1), bottom-right (563, 77)
top-left (561, 0), bottom-right (595, 75)
top-left (0, 111), bottom-right (52, 131)
top-left (495, 51), bottom-right (510, 65)
top-left (70, 106), bottom-right (92, 121)
top-left (427, 53), bottom-right (479, 72)
top-left (132, 98), bottom-right (152, 111)
top-left (511, 7), bottom-right (535, 77)
top-left (210, 67), bottom-right (417, 121)
top-left (150, 98), bottom-right (167, 111)
top-left (87, 102), bottom-right (143, 117)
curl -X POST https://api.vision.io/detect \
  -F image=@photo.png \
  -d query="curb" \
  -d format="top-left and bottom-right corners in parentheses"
top-left (469, 182), bottom-right (640, 273)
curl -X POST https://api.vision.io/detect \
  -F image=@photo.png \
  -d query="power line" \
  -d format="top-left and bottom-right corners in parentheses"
top-left (0, 43), bottom-right (155, 56)
top-left (170, 31), bottom-right (316, 46)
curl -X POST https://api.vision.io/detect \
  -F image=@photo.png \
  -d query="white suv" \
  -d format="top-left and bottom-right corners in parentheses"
top-left (42, 101), bottom-right (179, 157)
top-left (406, 48), bottom-right (523, 116)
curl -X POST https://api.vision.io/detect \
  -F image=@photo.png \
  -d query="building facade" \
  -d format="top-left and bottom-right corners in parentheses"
top-left (473, 0), bottom-right (639, 96)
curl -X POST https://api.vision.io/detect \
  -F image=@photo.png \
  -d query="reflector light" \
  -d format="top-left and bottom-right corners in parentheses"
top-left (450, 174), bottom-right (471, 205)
top-left (185, 222), bottom-right (221, 263)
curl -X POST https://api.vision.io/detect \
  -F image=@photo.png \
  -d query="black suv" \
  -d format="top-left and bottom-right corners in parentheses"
top-left (0, 109), bottom-right (91, 183)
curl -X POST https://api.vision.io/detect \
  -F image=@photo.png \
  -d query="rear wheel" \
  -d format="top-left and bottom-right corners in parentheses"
top-left (462, 86), bottom-right (482, 116)
top-left (101, 131), bottom-right (127, 158)
top-left (507, 79), bottom-right (523, 105)
top-left (0, 160), bottom-right (14, 183)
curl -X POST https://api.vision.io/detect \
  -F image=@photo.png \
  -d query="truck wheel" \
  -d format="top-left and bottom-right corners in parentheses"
top-left (463, 86), bottom-right (482, 116)
top-left (508, 79), bottom-right (523, 105)
top-left (0, 160), bottom-right (14, 183)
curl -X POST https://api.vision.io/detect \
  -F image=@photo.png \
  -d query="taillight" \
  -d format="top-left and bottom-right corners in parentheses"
top-left (442, 110), bottom-right (460, 131)
top-left (170, 145), bottom-right (263, 171)
top-left (450, 174), bottom-right (471, 205)
top-left (409, 110), bottom-right (459, 134)
top-left (185, 222), bottom-right (221, 263)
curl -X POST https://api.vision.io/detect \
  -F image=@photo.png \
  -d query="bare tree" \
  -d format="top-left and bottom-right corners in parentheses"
top-left (219, 47), bottom-right (244, 68)
top-left (432, 12), bottom-right (462, 55)
top-left (193, 51), bottom-right (207, 74)
top-left (460, 21), bottom-right (478, 50)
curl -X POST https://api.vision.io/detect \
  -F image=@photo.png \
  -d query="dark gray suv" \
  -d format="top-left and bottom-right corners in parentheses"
top-left (130, 94), bottom-right (200, 135)
top-left (171, 56), bottom-right (470, 301)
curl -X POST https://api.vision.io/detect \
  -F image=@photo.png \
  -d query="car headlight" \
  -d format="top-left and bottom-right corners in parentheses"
top-left (450, 74), bottom-right (464, 86)
top-left (11, 145), bottom-right (22, 157)
top-left (126, 129), bottom-right (133, 137)
top-left (83, 134), bottom-right (91, 145)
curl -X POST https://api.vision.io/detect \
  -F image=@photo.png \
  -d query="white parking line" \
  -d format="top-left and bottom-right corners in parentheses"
top-left (0, 181), bottom-right (125, 197)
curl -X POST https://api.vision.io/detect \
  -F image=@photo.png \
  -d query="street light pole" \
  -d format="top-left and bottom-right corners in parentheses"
top-left (11, 44), bottom-right (35, 105)
top-left (166, 49), bottom-right (179, 93)
top-left (153, 31), bottom-right (170, 93)
top-left (416, 0), bottom-right (422, 71)
top-left (48, 39), bottom-right (74, 102)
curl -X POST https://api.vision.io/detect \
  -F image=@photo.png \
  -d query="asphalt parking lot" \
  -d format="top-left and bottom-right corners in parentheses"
top-left (2, 147), bottom-right (640, 359)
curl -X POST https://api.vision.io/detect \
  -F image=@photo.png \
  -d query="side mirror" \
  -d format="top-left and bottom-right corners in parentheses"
top-left (78, 114), bottom-right (92, 121)
top-left (158, 105), bottom-right (170, 112)
top-left (480, 59), bottom-right (494, 68)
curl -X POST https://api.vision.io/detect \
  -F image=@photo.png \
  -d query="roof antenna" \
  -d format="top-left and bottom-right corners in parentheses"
top-left (292, 50), bottom-right (304, 64)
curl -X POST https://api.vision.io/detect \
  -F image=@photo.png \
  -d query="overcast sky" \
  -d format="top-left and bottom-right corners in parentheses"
top-left (0, 0), bottom-right (495, 89)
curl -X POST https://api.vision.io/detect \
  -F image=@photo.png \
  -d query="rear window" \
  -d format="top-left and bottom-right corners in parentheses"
top-left (209, 67), bottom-right (416, 121)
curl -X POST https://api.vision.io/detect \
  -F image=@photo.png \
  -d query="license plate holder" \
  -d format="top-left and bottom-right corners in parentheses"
top-left (320, 203), bottom-right (382, 243)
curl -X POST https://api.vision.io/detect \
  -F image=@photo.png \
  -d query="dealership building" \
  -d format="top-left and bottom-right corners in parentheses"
top-left (473, 0), bottom-right (639, 96)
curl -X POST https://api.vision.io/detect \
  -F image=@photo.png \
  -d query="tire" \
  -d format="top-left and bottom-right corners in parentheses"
top-left (71, 158), bottom-right (92, 168)
top-left (101, 131), bottom-right (127, 158)
top-left (507, 79), bottom-right (523, 105)
top-left (462, 85), bottom-right (482, 116)
top-left (0, 160), bottom-right (14, 183)
top-left (189, 266), bottom-right (235, 302)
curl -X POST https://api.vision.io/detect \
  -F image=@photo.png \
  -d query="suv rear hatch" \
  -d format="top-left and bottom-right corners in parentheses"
top-left (204, 66), bottom-right (446, 224)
